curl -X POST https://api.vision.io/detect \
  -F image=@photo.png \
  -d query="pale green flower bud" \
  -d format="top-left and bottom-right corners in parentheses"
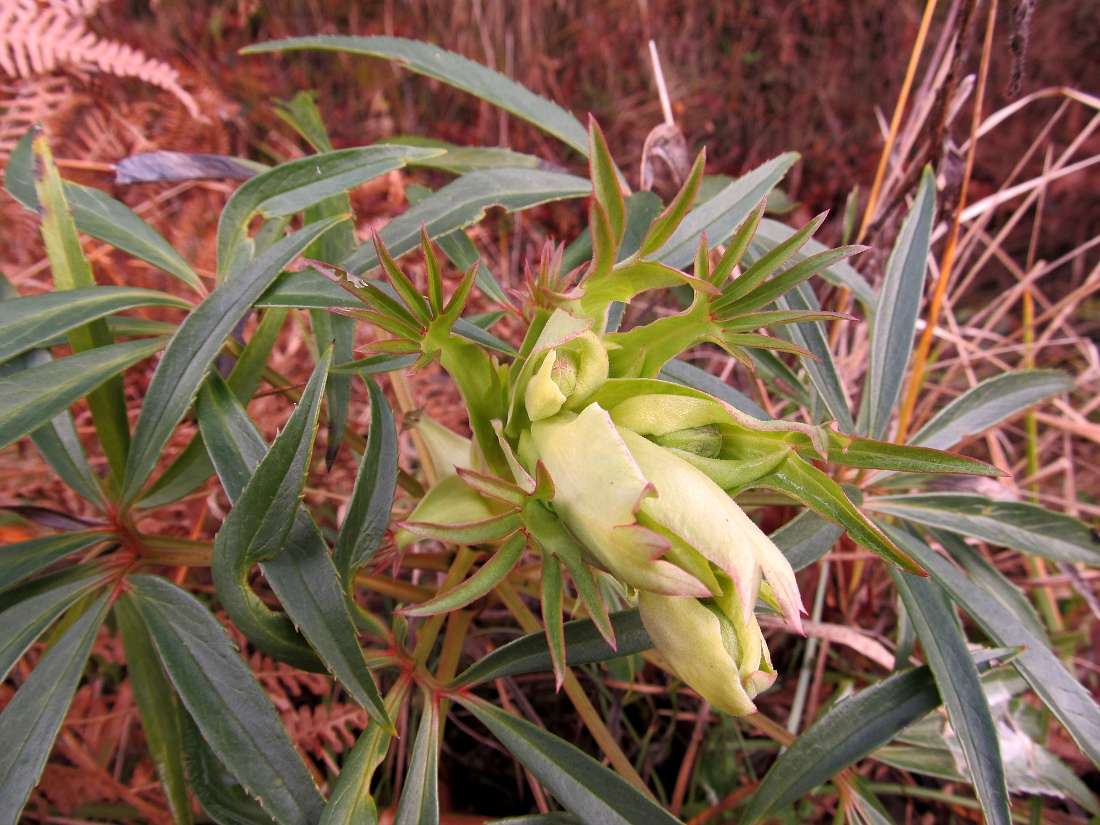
top-left (638, 590), bottom-right (776, 716)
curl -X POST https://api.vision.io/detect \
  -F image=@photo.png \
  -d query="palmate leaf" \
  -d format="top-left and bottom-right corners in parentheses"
top-left (197, 372), bottom-right (392, 729)
top-left (0, 571), bottom-right (106, 683)
top-left (458, 697), bottom-right (681, 825)
top-left (121, 215), bottom-right (346, 507)
top-left (652, 153), bottom-right (798, 269)
top-left (882, 525), bottom-right (1100, 768)
top-left (0, 593), bottom-right (109, 825)
top-left (866, 493), bottom-right (1100, 564)
top-left (128, 574), bottom-right (325, 825)
top-left (244, 36), bottom-right (590, 157)
top-left (34, 133), bottom-right (132, 482)
top-left (0, 530), bottom-right (109, 595)
top-left (890, 569), bottom-right (1010, 825)
top-left (333, 376), bottom-right (399, 584)
top-left (774, 282), bottom-right (855, 430)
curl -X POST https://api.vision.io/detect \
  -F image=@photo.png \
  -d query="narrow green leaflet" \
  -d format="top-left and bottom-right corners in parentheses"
top-left (217, 146), bottom-right (441, 277)
top-left (652, 152), bottom-right (798, 270)
top-left (179, 698), bottom-right (283, 825)
top-left (910, 370), bottom-right (1072, 450)
top-left (0, 297), bottom-right (102, 504)
top-left (402, 533), bottom-right (526, 619)
top-left (845, 775), bottom-right (898, 825)
top-left (0, 337), bottom-right (165, 452)
top-left (333, 377), bottom-right (399, 581)
top-left (931, 529), bottom-right (1048, 644)
top-left (455, 609), bottom-right (652, 686)
top-left (393, 700), bottom-right (441, 825)
top-left (244, 36), bottom-right (590, 156)
top-left (137, 306), bottom-right (289, 509)
top-left (406, 183), bottom-right (511, 307)
top-left (339, 168), bottom-right (591, 275)
top-left (775, 283), bottom-right (855, 431)
top-left (859, 167), bottom-right (936, 440)
top-left (34, 133), bottom-right (132, 482)
top-left (770, 510), bottom-right (843, 572)
top-left (882, 525), bottom-right (1100, 768)
top-left (128, 574), bottom-right (325, 825)
top-left (866, 493), bottom-right (1100, 564)
top-left (754, 217), bottom-right (876, 309)
top-left (742, 665), bottom-right (941, 823)
top-left (0, 593), bottom-right (108, 825)
top-left (121, 216), bottom-right (345, 506)
top-left (115, 594), bottom-right (193, 825)
top-left (0, 572), bottom-right (104, 683)
top-left (0, 286), bottom-right (190, 364)
top-left (459, 698), bottom-right (681, 825)
top-left (213, 348), bottom-right (328, 571)
top-left (890, 570), bottom-right (1010, 825)
top-left (197, 372), bottom-right (393, 728)
top-left (0, 531), bottom-right (108, 594)
top-left (4, 130), bottom-right (203, 292)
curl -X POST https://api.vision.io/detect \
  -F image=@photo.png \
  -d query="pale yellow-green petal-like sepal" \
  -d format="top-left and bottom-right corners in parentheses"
top-left (639, 591), bottom-right (760, 717)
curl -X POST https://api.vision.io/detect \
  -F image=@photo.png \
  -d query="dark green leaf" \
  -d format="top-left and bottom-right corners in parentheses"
top-left (460, 698), bottom-right (680, 825)
top-left (742, 666), bottom-right (941, 823)
top-left (775, 283), bottom-right (854, 431)
top-left (244, 37), bottom-right (590, 156)
top-left (115, 594), bottom-right (194, 825)
top-left (121, 216), bottom-right (345, 507)
top-left (393, 700), bottom-right (440, 825)
top-left (198, 372), bottom-right (393, 727)
top-left (217, 146), bottom-right (441, 275)
top-left (882, 525), bottom-right (1100, 768)
top-left (0, 593), bottom-right (108, 825)
top-left (866, 493), bottom-right (1100, 564)
top-left (770, 510), bottom-right (843, 572)
top-left (910, 370), bottom-right (1072, 451)
top-left (890, 569), bottom-right (1010, 825)
top-left (340, 168), bottom-right (590, 276)
top-left (0, 530), bottom-right (108, 595)
top-left (0, 286), bottom-right (188, 365)
top-left (128, 574), bottom-right (325, 825)
top-left (455, 609), bottom-right (652, 686)
top-left (859, 167), bottom-right (936, 440)
top-left (179, 707), bottom-right (275, 825)
top-left (0, 572), bottom-right (105, 683)
top-left (0, 338), bottom-right (165, 452)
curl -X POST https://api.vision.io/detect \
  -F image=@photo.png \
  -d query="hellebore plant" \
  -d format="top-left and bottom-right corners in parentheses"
top-left (333, 121), bottom-right (1000, 714)
top-left (5, 35), bottom-right (1099, 825)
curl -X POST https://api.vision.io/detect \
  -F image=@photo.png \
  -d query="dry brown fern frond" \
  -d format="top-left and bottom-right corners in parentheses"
top-left (284, 703), bottom-right (369, 758)
top-left (0, 0), bottom-right (199, 118)
top-left (0, 74), bottom-right (68, 158)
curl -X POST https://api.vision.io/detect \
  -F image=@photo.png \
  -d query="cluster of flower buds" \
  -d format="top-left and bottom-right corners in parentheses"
top-left (341, 119), bottom-right (999, 716)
